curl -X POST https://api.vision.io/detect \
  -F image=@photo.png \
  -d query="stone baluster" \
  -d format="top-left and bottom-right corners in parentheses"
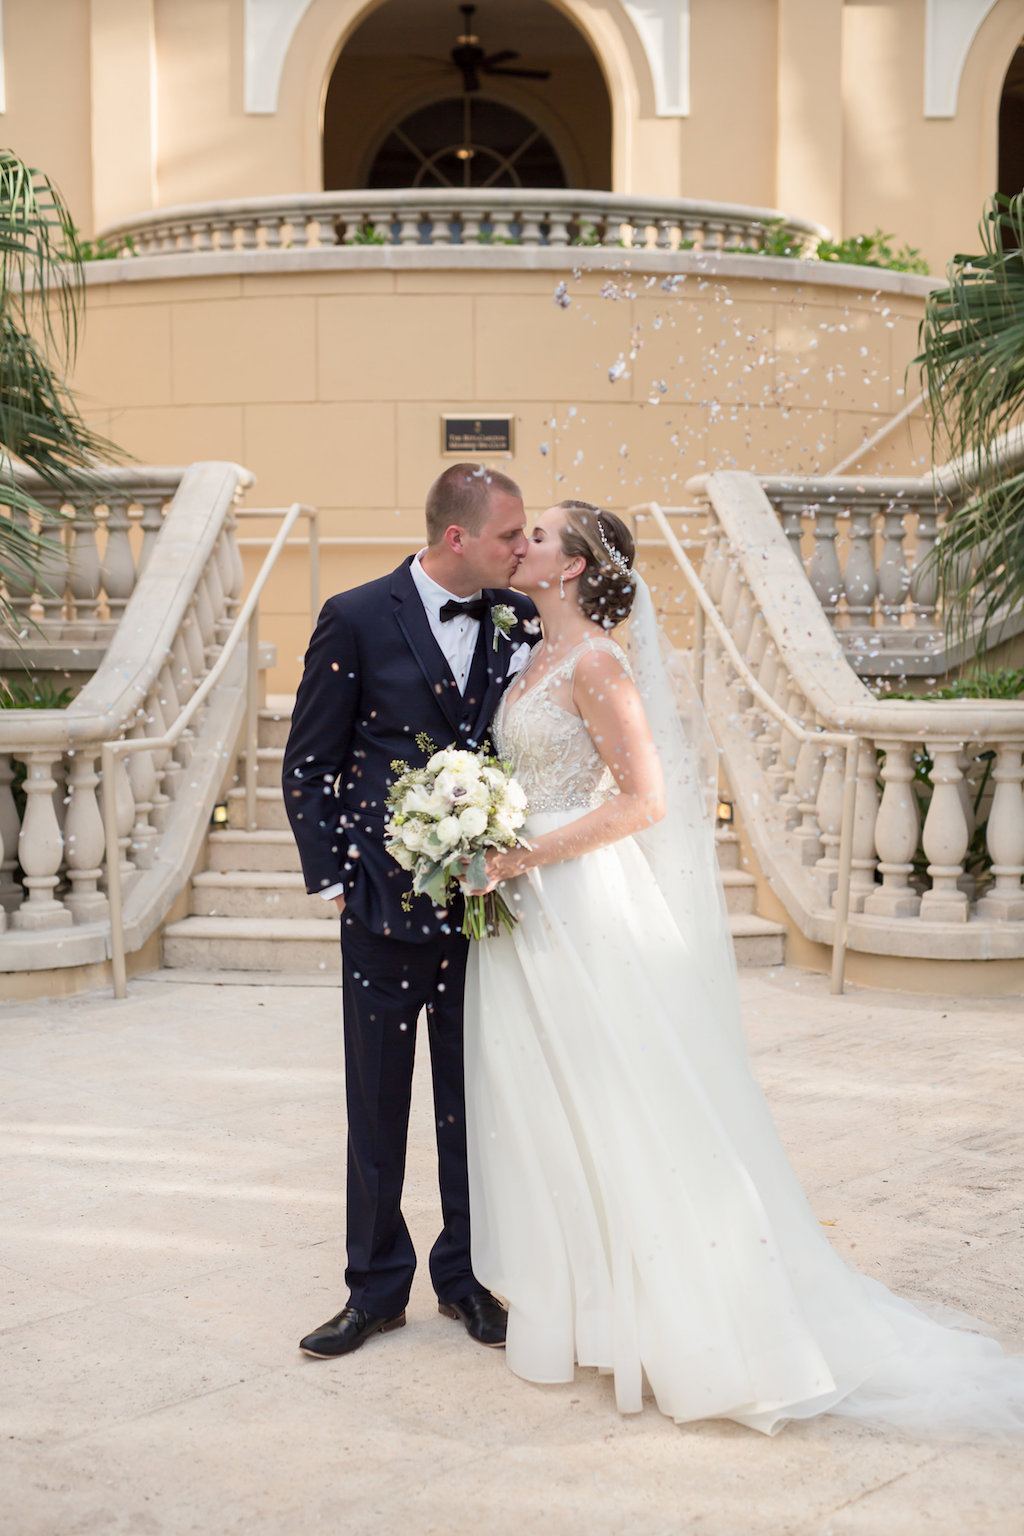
top-left (194, 574), bottom-right (218, 663)
top-left (104, 751), bottom-right (137, 892)
top-left (397, 206), bottom-right (420, 245)
top-left (844, 740), bottom-right (880, 910)
top-left (191, 219), bottom-right (214, 254)
top-left (100, 497), bottom-right (136, 624)
top-left (548, 211), bottom-right (571, 246)
top-left (776, 683), bottom-right (806, 819)
top-left (814, 742), bottom-right (846, 903)
top-left (976, 740), bottom-right (1024, 919)
top-left (36, 504), bottom-right (70, 629)
top-left (806, 505), bottom-right (842, 619)
top-left (181, 595), bottom-right (207, 682)
top-left (170, 631), bottom-right (197, 764)
top-left (288, 213), bottom-right (312, 249)
top-left (918, 741), bottom-right (970, 921)
top-left (156, 661), bottom-right (184, 800)
top-left (791, 730), bottom-right (826, 865)
top-left (11, 752), bottom-right (73, 930)
top-left (459, 205), bottom-right (481, 244)
top-left (431, 207), bottom-right (454, 246)
top-left (877, 501), bottom-right (912, 628)
top-left (842, 502), bottom-right (877, 629)
top-left (681, 217), bottom-right (703, 249)
top-left (63, 748), bottom-right (108, 923)
top-left (209, 217), bottom-right (233, 253)
top-left (136, 493), bottom-right (166, 573)
top-left (754, 641), bottom-right (781, 769)
top-left (220, 519), bottom-right (245, 617)
top-left (126, 724), bottom-right (160, 870)
top-left (863, 740), bottom-right (922, 917)
top-left (706, 537), bottom-right (730, 606)
top-left (776, 499), bottom-right (806, 567)
top-left (730, 580), bottom-right (756, 700)
top-left (705, 219), bottom-right (726, 253)
top-left (766, 667), bottom-right (796, 798)
top-left (202, 561), bottom-right (227, 658)
top-left (517, 206), bottom-right (542, 245)
top-left (0, 752), bottom-right (20, 912)
top-left (144, 686), bottom-right (171, 832)
top-left (909, 502), bottom-right (940, 626)
top-left (237, 216), bottom-right (259, 251)
top-left (3, 507), bottom-right (37, 630)
top-left (52, 757), bottom-right (68, 835)
top-left (66, 499), bottom-right (103, 637)
top-left (742, 613), bottom-right (769, 735)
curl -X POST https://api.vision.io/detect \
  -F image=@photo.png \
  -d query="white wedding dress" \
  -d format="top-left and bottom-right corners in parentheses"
top-left (464, 585), bottom-right (1024, 1438)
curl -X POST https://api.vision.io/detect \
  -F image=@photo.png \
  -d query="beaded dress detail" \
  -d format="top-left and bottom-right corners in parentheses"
top-left (492, 637), bottom-right (629, 816)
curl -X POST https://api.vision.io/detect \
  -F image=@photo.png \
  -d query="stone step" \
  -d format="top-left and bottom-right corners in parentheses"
top-left (714, 828), bottom-right (741, 871)
top-left (163, 916), bottom-right (340, 974)
top-left (729, 914), bottom-right (786, 968)
top-left (163, 910), bottom-right (783, 974)
top-left (235, 746), bottom-right (285, 789)
top-left (226, 786), bottom-right (290, 831)
top-left (721, 869), bottom-right (757, 916)
top-left (191, 870), bottom-right (332, 921)
top-left (207, 830), bottom-right (301, 873)
top-left (259, 698), bottom-right (295, 750)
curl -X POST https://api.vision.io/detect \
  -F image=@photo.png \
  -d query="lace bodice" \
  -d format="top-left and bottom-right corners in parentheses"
top-left (492, 637), bottom-right (632, 816)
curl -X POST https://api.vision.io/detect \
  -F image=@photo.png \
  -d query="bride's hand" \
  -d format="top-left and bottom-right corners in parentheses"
top-left (461, 848), bottom-right (523, 895)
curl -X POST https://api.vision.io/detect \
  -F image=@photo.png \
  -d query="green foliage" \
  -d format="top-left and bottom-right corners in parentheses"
top-left (917, 191), bottom-right (1024, 655)
top-left (0, 149), bottom-right (123, 632)
top-left (0, 675), bottom-right (74, 708)
top-left (64, 223), bottom-right (136, 262)
top-left (747, 220), bottom-right (929, 271)
top-left (349, 224), bottom-right (387, 245)
top-left (815, 228), bottom-right (929, 274)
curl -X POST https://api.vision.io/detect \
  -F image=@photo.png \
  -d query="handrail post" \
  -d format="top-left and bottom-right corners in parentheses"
top-left (246, 609), bottom-right (260, 831)
top-left (308, 508), bottom-right (321, 626)
top-left (830, 736), bottom-right (860, 996)
top-left (101, 742), bottom-right (128, 1000)
top-left (692, 602), bottom-right (705, 699)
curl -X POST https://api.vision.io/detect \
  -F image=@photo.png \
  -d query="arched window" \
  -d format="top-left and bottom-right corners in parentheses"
top-left (367, 97), bottom-right (567, 190)
top-left (998, 39), bottom-right (1024, 199)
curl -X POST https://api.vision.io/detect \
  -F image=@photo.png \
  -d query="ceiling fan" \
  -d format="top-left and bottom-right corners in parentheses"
top-left (441, 5), bottom-right (552, 94)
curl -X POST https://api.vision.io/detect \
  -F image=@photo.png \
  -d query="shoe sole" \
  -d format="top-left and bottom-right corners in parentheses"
top-left (437, 1300), bottom-right (507, 1348)
top-left (299, 1312), bottom-right (406, 1358)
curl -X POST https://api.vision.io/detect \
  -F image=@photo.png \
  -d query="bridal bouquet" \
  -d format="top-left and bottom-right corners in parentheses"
top-left (385, 735), bottom-right (528, 939)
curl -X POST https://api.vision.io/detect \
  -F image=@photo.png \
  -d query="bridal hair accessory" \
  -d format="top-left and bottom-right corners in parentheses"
top-left (490, 603), bottom-right (516, 650)
top-left (597, 516), bottom-right (632, 575)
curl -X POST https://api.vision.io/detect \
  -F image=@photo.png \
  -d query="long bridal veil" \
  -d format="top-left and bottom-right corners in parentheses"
top-left (618, 576), bottom-right (1024, 1438)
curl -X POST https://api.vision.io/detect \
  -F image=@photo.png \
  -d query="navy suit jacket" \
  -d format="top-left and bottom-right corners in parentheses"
top-left (282, 557), bottom-right (538, 942)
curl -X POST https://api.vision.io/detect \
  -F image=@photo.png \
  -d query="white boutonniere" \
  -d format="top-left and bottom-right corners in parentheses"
top-left (491, 603), bottom-right (516, 652)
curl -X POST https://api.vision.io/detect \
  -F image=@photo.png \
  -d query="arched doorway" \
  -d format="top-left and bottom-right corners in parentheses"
top-left (323, 0), bottom-right (611, 192)
top-left (998, 37), bottom-right (1024, 199)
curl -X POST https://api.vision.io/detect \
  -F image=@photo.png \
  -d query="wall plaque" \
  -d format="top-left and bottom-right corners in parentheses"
top-left (441, 413), bottom-right (515, 458)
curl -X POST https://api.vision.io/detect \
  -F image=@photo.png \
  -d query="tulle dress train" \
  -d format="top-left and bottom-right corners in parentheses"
top-left (464, 621), bottom-right (1024, 1438)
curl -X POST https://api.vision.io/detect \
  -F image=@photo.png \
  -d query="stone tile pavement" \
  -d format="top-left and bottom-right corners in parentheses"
top-left (2, 964), bottom-right (1023, 1536)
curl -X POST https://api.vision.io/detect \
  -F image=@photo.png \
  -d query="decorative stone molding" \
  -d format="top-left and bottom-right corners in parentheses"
top-left (622, 0), bottom-right (690, 116)
top-left (245, 0), bottom-right (316, 115)
top-left (924, 0), bottom-right (1000, 118)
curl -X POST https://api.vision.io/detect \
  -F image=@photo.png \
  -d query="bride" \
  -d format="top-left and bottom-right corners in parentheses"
top-left (463, 498), bottom-right (1024, 1438)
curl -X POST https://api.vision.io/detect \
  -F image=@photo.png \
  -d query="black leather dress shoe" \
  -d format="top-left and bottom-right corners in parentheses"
top-left (438, 1289), bottom-right (507, 1347)
top-left (298, 1305), bottom-right (406, 1358)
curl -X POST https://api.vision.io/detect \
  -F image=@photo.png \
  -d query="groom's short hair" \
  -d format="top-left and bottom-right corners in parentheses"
top-left (425, 463), bottom-right (522, 543)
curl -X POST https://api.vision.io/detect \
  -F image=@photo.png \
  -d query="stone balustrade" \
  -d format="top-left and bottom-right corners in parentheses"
top-left (642, 472), bottom-right (1024, 965)
top-left (1, 468), bottom-right (186, 662)
top-left (98, 189), bottom-right (826, 259)
top-left (0, 461), bottom-right (254, 972)
top-left (750, 427), bottom-right (1024, 678)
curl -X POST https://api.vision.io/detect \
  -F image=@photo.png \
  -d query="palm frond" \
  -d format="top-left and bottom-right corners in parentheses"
top-left (917, 191), bottom-right (1024, 651)
top-left (0, 149), bottom-right (82, 369)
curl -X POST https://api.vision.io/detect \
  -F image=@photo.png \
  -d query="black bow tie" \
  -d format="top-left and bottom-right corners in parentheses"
top-left (439, 597), bottom-right (490, 623)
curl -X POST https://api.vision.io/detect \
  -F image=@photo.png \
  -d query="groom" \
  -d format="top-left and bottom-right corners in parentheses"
top-left (282, 463), bottom-right (537, 1359)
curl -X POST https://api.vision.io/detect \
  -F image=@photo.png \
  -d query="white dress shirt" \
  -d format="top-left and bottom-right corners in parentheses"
top-left (408, 549), bottom-right (482, 695)
top-left (320, 553), bottom-right (485, 903)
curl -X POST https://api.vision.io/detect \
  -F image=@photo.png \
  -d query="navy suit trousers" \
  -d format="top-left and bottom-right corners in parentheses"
top-left (340, 908), bottom-right (475, 1317)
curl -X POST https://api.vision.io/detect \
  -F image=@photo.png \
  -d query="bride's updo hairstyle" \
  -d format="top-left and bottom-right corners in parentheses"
top-left (557, 501), bottom-right (637, 630)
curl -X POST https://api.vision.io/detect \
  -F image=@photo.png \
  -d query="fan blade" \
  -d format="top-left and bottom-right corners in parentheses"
top-left (485, 66), bottom-right (552, 80)
top-left (483, 50), bottom-right (518, 67)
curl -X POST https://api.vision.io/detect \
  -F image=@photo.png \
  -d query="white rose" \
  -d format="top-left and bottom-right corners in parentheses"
top-left (427, 749), bottom-right (458, 773)
top-left (401, 821), bottom-right (428, 852)
top-left (502, 780), bottom-right (527, 814)
top-left (403, 783), bottom-right (434, 815)
top-left (458, 805), bottom-right (487, 839)
top-left (390, 843), bottom-right (418, 871)
top-left (434, 815), bottom-right (462, 851)
top-left (491, 813), bottom-right (519, 843)
top-left (481, 765), bottom-right (506, 793)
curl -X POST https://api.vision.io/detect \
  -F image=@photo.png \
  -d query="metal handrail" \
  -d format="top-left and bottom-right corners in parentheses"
top-left (640, 501), bottom-right (860, 996)
top-left (101, 502), bottom-right (319, 998)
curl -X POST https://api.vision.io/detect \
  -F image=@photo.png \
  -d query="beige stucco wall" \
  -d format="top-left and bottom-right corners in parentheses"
top-left (1, 0), bottom-right (1022, 271)
top-left (70, 251), bottom-right (929, 691)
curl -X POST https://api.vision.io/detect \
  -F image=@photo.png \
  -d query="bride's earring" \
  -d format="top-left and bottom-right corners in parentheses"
top-left (559, 570), bottom-right (566, 600)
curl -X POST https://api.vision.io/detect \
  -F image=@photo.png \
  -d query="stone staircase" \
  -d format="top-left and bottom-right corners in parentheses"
top-left (163, 698), bottom-right (786, 976)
